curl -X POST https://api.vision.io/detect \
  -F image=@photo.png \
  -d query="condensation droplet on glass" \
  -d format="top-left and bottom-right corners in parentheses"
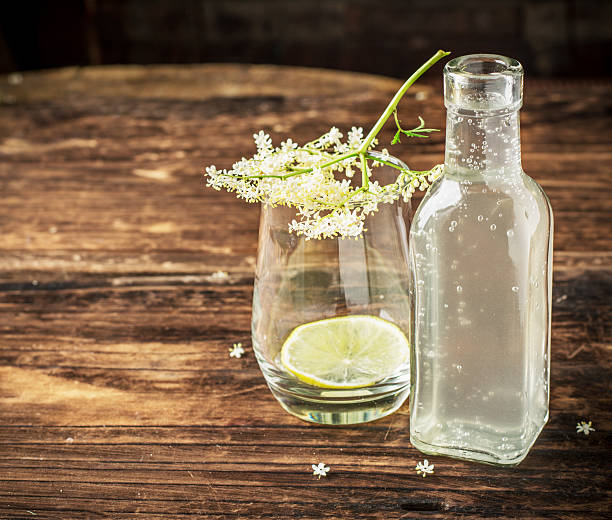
top-left (512, 286), bottom-right (519, 293)
top-left (490, 224), bottom-right (496, 231)
top-left (456, 285), bottom-right (463, 293)
top-left (477, 215), bottom-right (484, 222)
top-left (506, 229), bottom-right (514, 237)
top-left (450, 221), bottom-right (457, 227)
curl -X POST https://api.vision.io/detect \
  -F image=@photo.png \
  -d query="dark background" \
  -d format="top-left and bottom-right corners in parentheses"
top-left (0, 0), bottom-right (610, 78)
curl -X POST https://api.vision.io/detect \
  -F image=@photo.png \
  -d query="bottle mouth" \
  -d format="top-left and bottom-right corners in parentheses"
top-left (447, 54), bottom-right (522, 77)
top-left (444, 54), bottom-right (523, 115)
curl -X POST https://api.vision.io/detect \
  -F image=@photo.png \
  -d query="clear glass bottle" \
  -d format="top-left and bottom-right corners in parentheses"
top-left (409, 55), bottom-right (553, 465)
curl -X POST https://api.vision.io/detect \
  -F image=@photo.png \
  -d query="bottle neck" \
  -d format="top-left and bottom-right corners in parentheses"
top-left (444, 108), bottom-right (522, 177)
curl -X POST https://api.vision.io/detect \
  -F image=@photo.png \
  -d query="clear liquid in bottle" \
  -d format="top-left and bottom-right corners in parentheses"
top-left (409, 54), bottom-right (553, 466)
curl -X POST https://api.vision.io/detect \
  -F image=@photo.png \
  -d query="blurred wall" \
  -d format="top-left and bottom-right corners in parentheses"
top-left (0, 0), bottom-right (610, 77)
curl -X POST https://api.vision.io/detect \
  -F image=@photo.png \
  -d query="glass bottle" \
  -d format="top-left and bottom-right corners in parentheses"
top-left (252, 153), bottom-right (413, 425)
top-left (409, 54), bottom-right (553, 465)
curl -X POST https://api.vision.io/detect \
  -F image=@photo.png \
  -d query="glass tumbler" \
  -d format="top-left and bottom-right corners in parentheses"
top-left (252, 154), bottom-right (413, 425)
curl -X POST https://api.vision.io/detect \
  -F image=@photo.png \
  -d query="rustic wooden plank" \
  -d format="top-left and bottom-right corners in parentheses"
top-left (0, 65), bottom-right (610, 519)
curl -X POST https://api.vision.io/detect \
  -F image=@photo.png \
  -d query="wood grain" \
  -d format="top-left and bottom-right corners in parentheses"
top-left (0, 65), bottom-right (610, 519)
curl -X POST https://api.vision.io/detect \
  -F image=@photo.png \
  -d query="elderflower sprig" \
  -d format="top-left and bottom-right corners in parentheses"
top-left (205, 50), bottom-right (450, 239)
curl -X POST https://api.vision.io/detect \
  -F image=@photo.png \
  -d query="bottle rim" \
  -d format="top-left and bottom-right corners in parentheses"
top-left (444, 54), bottom-right (523, 79)
top-left (444, 54), bottom-right (523, 115)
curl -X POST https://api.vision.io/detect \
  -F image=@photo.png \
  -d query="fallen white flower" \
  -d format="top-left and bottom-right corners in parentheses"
top-left (312, 462), bottom-right (330, 479)
top-left (415, 459), bottom-right (434, 477)
top-left (229, 343), bottom-right (245, 358)
top-left (576, 420), bottom-right (595, 435)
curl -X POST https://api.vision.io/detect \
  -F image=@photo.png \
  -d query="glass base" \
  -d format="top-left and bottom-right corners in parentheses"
top-left (268, 380), bottom-right (410, 425)
top-left (254, 341), bottom-right (411, 425)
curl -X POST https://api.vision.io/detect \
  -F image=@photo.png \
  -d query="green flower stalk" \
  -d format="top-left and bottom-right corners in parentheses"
top-left (205, 50), bottom-right (450, 239)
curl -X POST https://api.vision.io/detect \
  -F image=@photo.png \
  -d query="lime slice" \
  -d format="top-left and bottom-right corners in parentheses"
top-left (280, 315), bottom-right (410, 389)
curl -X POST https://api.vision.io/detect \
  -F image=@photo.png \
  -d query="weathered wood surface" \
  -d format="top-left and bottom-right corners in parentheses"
top-left (0, 64), bottom-right (610, 519)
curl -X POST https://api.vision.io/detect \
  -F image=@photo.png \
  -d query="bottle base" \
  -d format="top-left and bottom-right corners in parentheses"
top-left (410, 418), bottom-right (547, 466)
top-left (410, 435), bottom-right (525, 466)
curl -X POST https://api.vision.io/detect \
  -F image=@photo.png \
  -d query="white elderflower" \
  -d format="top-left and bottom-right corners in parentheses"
top-left (415, 459), bottom-right (435, 477)
top-left (280, 138), bottom-right (298, 152)
top-left (576, 420), bottom-right (595, 435)
top-left (253, 130), bottom-right (273, 153)
top-left (229, 343), bottom-right (245, 358)
top-left (209, 270), bottom-right (229, 281)
top-left (347, 126), bottom-right (364, 149)
top-left (328, 126), bottom-right (343, 143)
top-left (312, 462), bottom-right (330, 479)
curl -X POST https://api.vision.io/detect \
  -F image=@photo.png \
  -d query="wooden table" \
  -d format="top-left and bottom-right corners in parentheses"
top-left (0, 64), bottom-right (610, 519)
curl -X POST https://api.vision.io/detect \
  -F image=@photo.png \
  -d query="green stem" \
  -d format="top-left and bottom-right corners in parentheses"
top-left (294, 147), bottom-right (335, 157)
top-left (357, 50), bottom-right (450, 155)
top-left (337, 186), bottom-right (365, 208)
top-left (359, 153), bottom-right (369, 189)
top-left (237, 151), bottom-right (359, 180)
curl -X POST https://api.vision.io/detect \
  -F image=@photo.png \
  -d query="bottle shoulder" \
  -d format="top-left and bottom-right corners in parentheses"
top-left (411, 170), bottom-right (553, 234)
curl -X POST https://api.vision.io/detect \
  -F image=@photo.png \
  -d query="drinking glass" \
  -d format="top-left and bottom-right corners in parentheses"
top-left (252, 153), bottom-right (413, 425)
